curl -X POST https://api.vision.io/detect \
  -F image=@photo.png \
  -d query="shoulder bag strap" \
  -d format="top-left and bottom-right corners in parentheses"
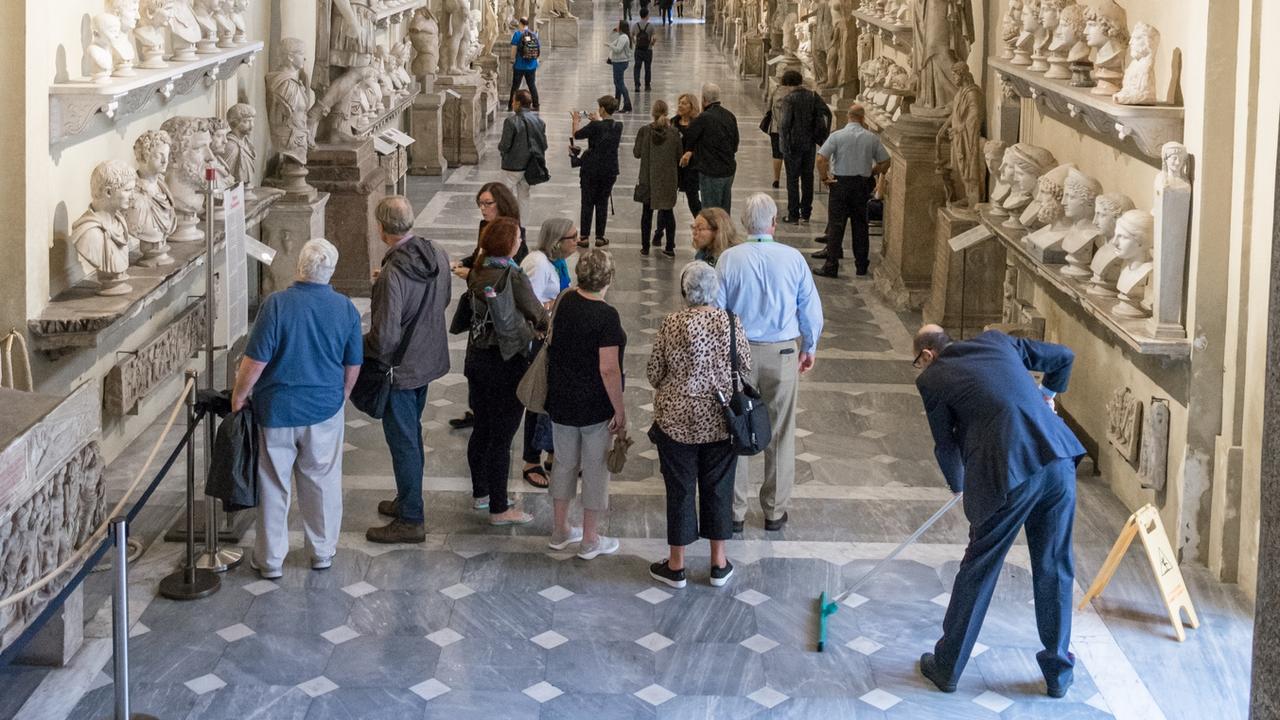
top-left (545, 287), bottom-right (573, 348)
top-left (726, 308), bottom-right (740, 375)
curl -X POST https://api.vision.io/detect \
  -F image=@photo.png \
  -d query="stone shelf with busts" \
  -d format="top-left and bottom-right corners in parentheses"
top-left (49, 42), bottom-right (264, 146)
top-left (991, 58), bottom-right (1183, 165)
top-left (975, 204), bottom-right (1189, 358)
top-left (851, 9), bottom-right (913, 52)
top-left (373, 0), bottom-right (427, 26)
top-left (29, 186), bottom-right (283, 356)
top-left (356, 85), bottom-right (421, 140)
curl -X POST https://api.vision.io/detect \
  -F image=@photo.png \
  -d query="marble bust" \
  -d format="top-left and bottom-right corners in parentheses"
top-left (207, 117), bottom-right (234, 179)
top-left (1046, 4), bottom-right (1086, 80)
top-left (159, 116), bottom-right (214, 242)
top-left (1059, 168), bottom-right (1104, 277)
top-left (125, 130), bottom-right (176, 267)
top-left (135, 0), bottom-right (173, 69)
top-left (1112, 208), bottom-right (1154, 317)
top-left (167, 0), bottom-right (203, 61)
top-left (86, 15), bottom-right (117, 83)
top-left (192, 0), bottom-right (220, 53)
top-left (108, 0), bottom-right (141, 76)
top-left (72, 160), bottom-right (137, 296)
top-left (1030, 0), bottom-right (1070, 73)
top-left (984, 140), bottom-right (1010, 216)
top-left (1000, 143), bottom-right (1057, 231)
top-left (1025, 163), bottom-right (1075, 259)
top-left (1085, 191), bottom-right (1135, 296)
top-left (265, 37), bottom-right (320, 198)
top-left (1084, 0), bottom-right (1127, 97)
top-left (1114, 21), bottom-right (1159, 105)
top-left (1012, 0), bottom-right (1039, 66)
top-left (213, 0), bottom-right (237, 47)
top-left (230, 0), bottom-right (249, 44)
top-left (219, 103), bottom-right (258, 188)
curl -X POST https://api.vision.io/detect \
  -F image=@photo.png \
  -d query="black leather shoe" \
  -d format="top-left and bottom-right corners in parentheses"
top-left (377, 500), bottom-right (399, 518)
top-left (1046, 680), bottom-right (1072, 699)
top-left (764, 512), bottom-right (788, 531)
top-left (812, 250), bottom-right (828, 260)
top-left (812, 265), bottom-right (839, 279)
top-left (448, 411), bottom-right (475, 429)
top-left (732, 520), bottom-right (744, 534)
top-left (855, 266), bottom-right (870, 277)
top-left (919, 653), bottom-right (957, 693)
top-left (814, 236), bottom-right (828, 244)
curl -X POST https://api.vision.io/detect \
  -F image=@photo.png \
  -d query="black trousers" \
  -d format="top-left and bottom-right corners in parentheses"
top-left (824, 174), bottom-right (875, 270)
top-left (641, 205), bottom-right (676, 252)
top-left (653, 425), bottom-right (736, 546)
top-left (464, 347), bottom-right (530, 515)
top-left (580, 176), bottom-right (615, 240)
top-left (622, 0), bottom-right (632, 18)
top-left (782, 145), bottom-right (816, 221)
top-left (508, 68), bottom-right (539, 110)
top-left (633, 48), bottom-right (653, 88)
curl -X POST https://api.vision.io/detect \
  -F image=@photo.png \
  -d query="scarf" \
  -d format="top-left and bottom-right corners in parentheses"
top-left (552, 257), bottom-right (571, 289)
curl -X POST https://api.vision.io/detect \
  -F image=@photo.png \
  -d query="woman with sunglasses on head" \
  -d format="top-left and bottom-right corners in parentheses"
top-left (689, 207), bottom-right (741, 267)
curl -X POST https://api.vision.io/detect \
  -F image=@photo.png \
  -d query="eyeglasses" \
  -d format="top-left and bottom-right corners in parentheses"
top-left (478, 200), bottom-right (497, 208)
top-left (912, 350), bottom-right (927, 369)
top-left (561, 232), bottom-right (580, 241)
top-left (690, 223), bottom-right (710, 232)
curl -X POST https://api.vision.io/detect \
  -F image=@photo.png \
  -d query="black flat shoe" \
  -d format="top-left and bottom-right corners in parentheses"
top-left (640, 247), bottom-right (651, 256)
top-left (919, 653), bottom-right (957, 693)
top-left (662, 248), bottom-right (675, 258)
top-left (448, 411), bottom-right (475, 429)
top-left (812, 250), bottom-right (829, 260)
top-left (771, 180), bottom-right (780, 189)
top-left (812, 265), bottom-right (839, 279)
top-left (764, 512), bottom-right (789, 531)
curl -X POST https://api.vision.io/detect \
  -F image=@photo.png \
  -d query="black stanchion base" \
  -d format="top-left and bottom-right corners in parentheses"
top-left (98, 714), bottom-right (159, 719)
top-left (158, 568), bottom-right (220, 600)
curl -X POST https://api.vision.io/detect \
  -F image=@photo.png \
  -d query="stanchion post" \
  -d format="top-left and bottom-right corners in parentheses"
top-left (159, 371), bottom-right (220, 600)
top-left (104, 518), bottom-right (158, 720)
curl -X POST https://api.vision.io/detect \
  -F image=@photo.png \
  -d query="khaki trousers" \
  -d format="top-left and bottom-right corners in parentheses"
top-left (254, 410), bottom-right (345, 570)
top-left (733, 339), bottom-right (799, 522)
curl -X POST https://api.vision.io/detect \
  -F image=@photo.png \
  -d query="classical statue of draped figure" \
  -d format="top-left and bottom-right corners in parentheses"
top-left (909, 0), bottom-right (974, 116)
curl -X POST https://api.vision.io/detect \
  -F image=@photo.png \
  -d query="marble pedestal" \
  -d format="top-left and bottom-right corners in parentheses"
top-left (547, 16), bottom-right (580, 48)
top-left (474, 54), bottom-right (501, 128)
top-left (873, 113), bottom-right (948, 310)
top-left (439, 76), bottom-right (487, 166)
top-left (493, 41), bottom-right (513, 97)
top-left (306, 141), bottom-right (387, 296)
top-left (409, 89), bottom-right (449, 176)
top-left (260, 193), bottom-right (331, 297)
top-left (740, 36), bottom-right (765, 76)
top-left (723, 21), bottom-right (737, 53)
top-left (922, 207), bottom-right (1006, 338)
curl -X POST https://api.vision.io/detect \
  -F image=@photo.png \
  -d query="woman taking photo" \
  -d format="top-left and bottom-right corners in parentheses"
top-left (634, 99), bottom-right (682, 257)
top-left (545, 250), bottom-right (627, 559)
top-left (646, 261), bottom-right (751, 588)
top-left (606, 20), bottom-right (634, 113)
top-left (518, 218), bottom-right (580, 488)
top-left (464, 217), bottom-right (548, 525)
top-left (672, 93), bottom-right (701, 217)
top-left (571, 96), bottom-right (624, 248)
top-left (690, 207), bottom-right (741, 267)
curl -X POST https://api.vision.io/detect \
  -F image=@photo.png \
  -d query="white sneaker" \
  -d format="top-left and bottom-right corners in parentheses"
top-left (473, 496), bottom-right (490, 510)
top-left (312, 556), bottom-right (334, 571)
top-left (249, 556), bottom-right (282, 580)
top-left (577, 535), bottom-right (620, 560)
top-left (548, 527), bottom-right (584, 550)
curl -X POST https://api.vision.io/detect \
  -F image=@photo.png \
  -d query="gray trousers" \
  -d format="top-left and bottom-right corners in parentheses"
top-left (255, 409), bottom-right (345, 570)
top-left (550, 421), bottom-right (613, 511)
top-left (733, 340), bottom-right (799, 522)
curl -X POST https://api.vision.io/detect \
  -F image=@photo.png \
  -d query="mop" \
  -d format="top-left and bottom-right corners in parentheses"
top-left (815, 492), bottom-right (963, 651)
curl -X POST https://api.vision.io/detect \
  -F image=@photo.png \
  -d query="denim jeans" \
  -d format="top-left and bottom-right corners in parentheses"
top-left (698, 173), bottom-right (734, 213)
top-left (508, 68), bottom-right (539, 110)
top-left (611, 61), bottom-right (631, 109)
top-left (382, 386), bottom-right (429, 524)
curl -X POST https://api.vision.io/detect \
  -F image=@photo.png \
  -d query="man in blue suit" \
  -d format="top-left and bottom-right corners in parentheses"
top-left (912, 324), bottom-right (1086, 698)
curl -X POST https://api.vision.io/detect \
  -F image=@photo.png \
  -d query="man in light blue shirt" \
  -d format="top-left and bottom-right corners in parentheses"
top-left (716, 193), bottom-right (824, 533)
top-left (814, 103), bottom-right (891, 277)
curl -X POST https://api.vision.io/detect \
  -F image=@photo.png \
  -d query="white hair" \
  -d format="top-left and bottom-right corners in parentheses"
top-left (297, 238), bottom-right (339, 284)
top-left (680, 261), bottom-right (721, 307)
top-left (701, 82), bottom-right (720, 105)
top-left (741, 193), bottom-right (778, 235)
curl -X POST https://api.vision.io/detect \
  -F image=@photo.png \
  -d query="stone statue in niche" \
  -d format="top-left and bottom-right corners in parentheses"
top-left (1000, 143), bottom-right (1056, 231)
top-left (1059, 168), bottom-right (1103, 277)
top-left (160, 116), bottom-right (215, 242)
top-left (1113, 21), bottom-right (1158, 105)
top-left (439, 0), bottom-right (473, 76)
top-left (1024, 163), bottom-right (1074, 259)
top-left (72, 160), bottom-right (137, 296)
top-left (935, 61), bottom-right (985, 209)
top-left (220, 103), bottom-right (258, 188)
top-left (908, 0), bottom-right (975, 116)
top-left (266, 37), bottom-right (319, 197)
top-left (1029, 0), bottom-right (1070, 74)
top-left (984, 140), bottom-right (1009, 215)
top-left (999, 0), bottom-right (1021, 60)
top-left (1084, 0), bottom-right (1127, 96)
top-left (166, 0), bottom-right (203, 61)
top-left (409, 8), bottom-right (441, 80)
top-left (1046, 4), bottom-right (1085, 80)
top-left (135, 0), bottom-right (174, 69)
top-left (192, 0), bottom-right (221, 52)
top-left (1011, 0), bottom-right (1038, 66)
top-left (1085, 191), bottom-right (1135, 296)
top-left (125, 130), bottom-right (177, 267)
top-left (1105, 386), bottom-right (1141, 462)
top-left (1112, 208), bottom-right (1154, 317)
top-left (230, 0), bottom-right (248, 44)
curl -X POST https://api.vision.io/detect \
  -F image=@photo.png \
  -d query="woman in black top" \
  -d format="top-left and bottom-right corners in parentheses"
top-left (571, 95), bottom-right (624, 248)
top-left (672, 93), bottom-right (702, 218)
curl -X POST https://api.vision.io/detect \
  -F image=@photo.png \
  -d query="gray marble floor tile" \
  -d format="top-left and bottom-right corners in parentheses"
top-left (539, 692), bottom-right (659, 720)
top-left (446, 591), bottom-right (554, 640)
top-left (363, 549), bottom-right (465, 592)
top-left (433, 635), bottom-right (546, 691)
top-left (545, 640), bottom-right (656, 695)
top-left (184, 684), bottom-right (314, 720)
top-left (323, 636), bottom-right (441, 688)
top-left (272, 548), bottom-right (373, 591)
top-left (346, 589), bottom-right (454, 637)
top-left (883, 697), bottom-right (1002, 720)
top-left (551, 592), bottom-right (658, 641)
top-left (419, 690), bottom-right (542, 720)
top-left (553, 552), bottom-right (666, 596)
top-left (302, 688), bottom-right (426, 720)
top-left (460, 551), bottom-right (563, 592)
top-left (656, 595), bottom-right (758, 644)
top-left (213, 632), bottom-right (334, 687)
top-left (67, 682), bottom-right (201, 720)
top-left (138, 584), bottom-right (253, 634)
top-left (654, 695), bottom-right (769, 719)
top-left (242, 588), bottom-right (355, 637)
top-left (760, 646), bottom-right (877, 698)
top-left (839, 559), bottom-right (946, 603)
top-left (654, 643), bottom-right (765, 696)
top-left (751, 595), bottom-right (861, 651)
top-left (766, 696), bottom-right (890, 719)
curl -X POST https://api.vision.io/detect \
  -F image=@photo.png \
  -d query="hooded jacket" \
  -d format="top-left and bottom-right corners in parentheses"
top-left (633, 122), bottom-right (682, 210)
top-left (366, 235), bottom-right (453, 389)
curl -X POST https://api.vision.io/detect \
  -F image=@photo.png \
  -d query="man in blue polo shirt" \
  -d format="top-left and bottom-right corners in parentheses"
top-left (509, 17), bottom-right (540, 111)
top-left (814, 103), bottom-right (891, 278)
top-left (231, 238), bottom-right (363, 579)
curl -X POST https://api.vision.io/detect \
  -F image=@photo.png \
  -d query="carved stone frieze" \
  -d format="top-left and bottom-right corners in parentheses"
top-left (1138, 397), bottom-right (1170, 491)
top-left (1106, 387), bottom-right (1142, 462)
top-left (105, 300), bottom-right (207, 417)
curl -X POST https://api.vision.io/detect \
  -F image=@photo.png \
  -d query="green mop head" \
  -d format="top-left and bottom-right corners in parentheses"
top-left (817, 591), bottom-right (839, 652)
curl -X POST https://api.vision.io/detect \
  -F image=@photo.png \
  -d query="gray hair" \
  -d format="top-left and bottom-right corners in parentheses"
top-left (376, 195), bottom-right (414, 236)
top-left (537, 217), bottom-right (576, 260)
top-left (296, 238), bottom-right (339, 284)
top-left (575, 249), bottom-right (615, 292)
top-left (701, 82), bottom-right (720, 105)
top-left (680, 261), bottom-right (720, 307)
top-left (741, 193), bottom-right (778, 235)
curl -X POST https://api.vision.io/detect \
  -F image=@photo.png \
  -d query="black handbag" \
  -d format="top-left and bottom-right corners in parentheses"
top-left (719, 310), bottom-right (771, 456)
top-left (520, 115), bottom-right (551, 186)
top-left (758, 109), bottom-right (772, 135)
top-left (449, 291), bottom-right (472, 335)
top-left (351, 273), bottom-right (435, 419)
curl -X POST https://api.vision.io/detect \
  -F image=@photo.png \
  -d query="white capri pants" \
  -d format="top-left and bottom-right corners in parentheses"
top-left (254, 409), bottom-right (345, 570)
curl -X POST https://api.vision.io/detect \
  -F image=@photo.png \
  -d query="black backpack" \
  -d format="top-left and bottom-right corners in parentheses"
top-left (811, 92), bottom-right (832, 146)
top-left (519, 30), bottom-right (540, 60)
top-left (634, 22), bottom-right (652, 49)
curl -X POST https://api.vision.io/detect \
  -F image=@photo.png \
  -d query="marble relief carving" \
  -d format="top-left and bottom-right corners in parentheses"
top-left (1138, 398), bottom-right (1170, 491)
top-left (1106, 386), bottom-right (1142, 462)
top-left (105, 301), bottom-right (206, 416)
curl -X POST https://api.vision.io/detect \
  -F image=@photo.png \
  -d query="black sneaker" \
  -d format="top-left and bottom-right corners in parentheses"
top-left (709, 560), bottom-right (734, 587)
top-left (448, 411), bottom-right (475, 429)
top-left (650, 560), bottom-right (687, 588)
top-left (662, 248), bottom-right (675, 258)
top-left (732, 520), bottom-right (744, 534)
top-left (640, 247), bottom-right (651, 256)
top-left (919, 653), bottom-right (957, 693)
top-left (771, 180), bottom-right (780, 189)
top-left (764, 512), bottom-right (789, 531)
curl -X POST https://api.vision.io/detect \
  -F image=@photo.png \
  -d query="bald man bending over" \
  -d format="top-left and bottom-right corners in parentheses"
top-left (912, 325), bottom-right (1085, 698)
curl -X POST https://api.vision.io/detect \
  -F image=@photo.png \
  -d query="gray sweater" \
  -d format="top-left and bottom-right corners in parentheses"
top-left (499, 110), bottom-right (548, 172)
top-left (366, 236), bottom-right (453, 389)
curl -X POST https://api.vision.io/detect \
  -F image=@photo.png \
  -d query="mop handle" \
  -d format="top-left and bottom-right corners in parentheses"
top-left (830, 492), bottom-right (963, 606)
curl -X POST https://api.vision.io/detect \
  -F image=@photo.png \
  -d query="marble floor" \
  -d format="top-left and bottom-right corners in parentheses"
top-left (1, 3), bottom-right (1256, 719)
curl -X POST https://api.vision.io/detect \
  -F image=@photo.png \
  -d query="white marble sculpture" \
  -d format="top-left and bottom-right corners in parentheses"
top-left (1113, 21), bottom-right (1158, 105)
top-left (167, 0), bottom-right (203, 61)
top-left (207, 117), bottom-right (234, 178)
top-left (265, 37), bottom-right (318, 197)
top-left (1112, 208), bottom-right (1154, 317)
top-left (108, 0), bottom-right (141, 76)
top-left (73, 160), bottom-right (137, 296)
top-left (212, 0), bottom-right (236, 47)
top-left (219, 103), bottom-right (257, 187)
top-left (1046, 4), bottom-right (1086, 79)
top-left (1030, 0), bottom-right (1070, 74)
top-left (1012, 0), bottom-right (1038, 66)
top-left (1059, 167), bottom-right (1104, 276)
top-left (1000, 143), bottom-right (1056, 231)
top-left (159, 116), bottom-right (215, 242)
top-left (999, 0), bottom-right (1022, 60)
top-left (230, 0), bottom-right (249, 44)
top-left (1148, 141), bottom-right (1192, 336)
top-left (936, 61), bottom-right (986, 210)
top-left (1025, 163), bottom-right (1075, 258)
top-left (985, 140), bottom-right (1010, 215)
top-left (135, 0), bottom-right (173, 69)
top-left (909, 0), bottom-right (976, 116)
top-left (192, 0), bottom-right (220, 53)
top-left (440, 0), bottom-right (472, 76)
top-left (86, 15), bottom-right (117, 83)
top-left (825, 0), bottom-right (852, 90)
top-left (126, 130), bottom-right (177, 267)
top-left (1084, 0), bottom-right (1127, 96)
top-left (391, 39), bottom-right (414, 91)
top-left (1085, 191), bottom-right (1135, 296)
top-left (409, 8), bottom-right (441, 80)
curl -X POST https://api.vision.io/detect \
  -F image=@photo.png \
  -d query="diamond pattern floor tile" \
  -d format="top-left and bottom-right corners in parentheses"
top-left (320, 625), bottom-right (361, 645)
top-left (859, 430), bottom-right (887, 439)
top-left (739, 634), bottom-right (779, 654)
top-left (345, 419), bottom-right (370, 429)
top-left (634, 632), bottom-right (674, 652)
top-left (429, 399), bottom-right (454, 407)
top-left (441, 583), bottom-right (476, 600)
top-left (410, 678), bottom-right (451, 701)
top-left (930, 593), bottom-right (951, 607)
top-left (794, 428), bottom-right (813, 438)
top-left (297, 676), bottom-right (338, 698)
top-left (859, 688), bottom-right (902, 711)
top-left (523, 681), bottom-right (564, 703)
top-left (539, 585), bottom-right (575, 602)
top-left (243, 580), bottom-right (279, 597)
top-left (842, 593), bottom-right (869, 609)
top-left (1086, 692), bottom-right (1112, 714)
top-left (215, 624), bottom-right (255, 643)
top-left (129, 622), bottom-right (150, 638)
top-left (973, 690), bottom-right (1014, 713)
top-left (634, 683), bottom-right (676, 706)
top-left (427, 628), bottom-right (465, 647)
top-left (747, 686), bottom-right (789, 709)
top-left (635, 588), bottom-right (672, 605)
top-left (341, 581), bottom-right (379, 599)
top-left (342, 443), bottom-right (357, 453)
top-left (184, 674), bottom-right (226, 695)
top-left (531, 630), bottom-right (569, 649)
top-left (795, 452), bottom-right (822, 463)
top-left (845, 636), bottom-right (883, 655)
top-left (734, 589), bottom-right (770, 607)
top-left (971, 642), bottom-right (990, 657)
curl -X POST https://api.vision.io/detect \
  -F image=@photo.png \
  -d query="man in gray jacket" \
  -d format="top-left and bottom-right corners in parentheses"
top-left (365, 196), bottom-right (453, 544)
top-left (499, 89), bottom-right (548, 218)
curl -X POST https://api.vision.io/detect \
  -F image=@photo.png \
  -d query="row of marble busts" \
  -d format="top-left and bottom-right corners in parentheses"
top-left (999, 0), bottom-right (1160, 106)
top-left (858, 0), bottom-right (911, 25)
top-left (87, 0), bottom-right (253, 84)
top-left (71, 109), bottom-right (258, 297)
top-left (982, 140), bottom-right (1191, 320)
